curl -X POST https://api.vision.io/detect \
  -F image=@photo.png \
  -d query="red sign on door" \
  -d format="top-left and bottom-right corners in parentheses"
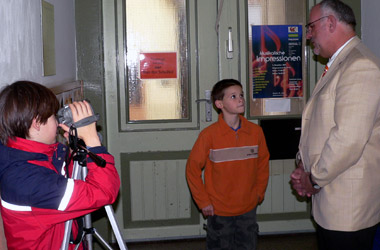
top-left (140, 52), bottom-right (177, 79)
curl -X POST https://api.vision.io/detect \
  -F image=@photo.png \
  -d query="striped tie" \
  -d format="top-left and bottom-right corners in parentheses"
top-left (322, 65), bottom-right (329, 77)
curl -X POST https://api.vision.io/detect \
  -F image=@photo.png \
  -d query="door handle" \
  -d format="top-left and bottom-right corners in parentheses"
top-left (226, 27), bottom-right (233, 59)
top-left (195, 90), bottom-right (212, 122)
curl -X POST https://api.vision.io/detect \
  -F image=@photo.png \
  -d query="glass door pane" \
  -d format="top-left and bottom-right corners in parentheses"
top-left (126, 0), bottom-right (188, 122)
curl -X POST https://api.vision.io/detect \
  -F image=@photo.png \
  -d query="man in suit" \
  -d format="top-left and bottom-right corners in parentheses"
top-left (290, 0), bottom-right (380, 249)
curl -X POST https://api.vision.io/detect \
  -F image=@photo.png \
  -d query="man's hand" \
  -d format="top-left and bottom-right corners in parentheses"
top-left (290, 164), bottom-right (320, 197)
top-left (201, 204), bottom-right (214, 217)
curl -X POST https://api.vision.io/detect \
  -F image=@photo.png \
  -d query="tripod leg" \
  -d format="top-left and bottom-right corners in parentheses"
top-left (79, 215), bottom-right (114, 250)
top-left (63, 164), bottom-right (127, 250)
top-left (61, 220), bottom-right (74, 250)
top-left (84, 213), bottom-right (94, 250)
top-left (61, 161), bottom-right (82, 250)
top-left (104, 205), bottom-right (128, 250)
top-left (92, 229), bottom-right (114, 250)
top-left (82, 206), bottom-right (127, 250)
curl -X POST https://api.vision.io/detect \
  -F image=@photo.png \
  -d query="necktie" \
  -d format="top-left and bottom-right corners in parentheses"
top-left (322, 65), bottom-right (329, 77)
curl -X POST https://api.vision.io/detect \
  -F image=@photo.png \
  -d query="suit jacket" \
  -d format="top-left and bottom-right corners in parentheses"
top-left (299, 36), bottom-right (380, 231)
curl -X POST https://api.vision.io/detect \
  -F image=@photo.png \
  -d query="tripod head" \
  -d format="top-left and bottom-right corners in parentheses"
top-left (68, 126), bottom-right (106, 168)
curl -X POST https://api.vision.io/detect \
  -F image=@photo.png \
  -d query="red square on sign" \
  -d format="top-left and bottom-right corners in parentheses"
top-left (140, 52), bottom-right (177, 79)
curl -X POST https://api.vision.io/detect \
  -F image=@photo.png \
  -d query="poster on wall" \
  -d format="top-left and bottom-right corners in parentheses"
top-left (139, 52), bottom-right (177, 79)
top-left (252, 25), bottom-right (303, 99)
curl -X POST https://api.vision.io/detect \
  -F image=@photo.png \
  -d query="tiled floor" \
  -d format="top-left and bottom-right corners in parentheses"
top-left (123, 233), bottom-right (318, 250)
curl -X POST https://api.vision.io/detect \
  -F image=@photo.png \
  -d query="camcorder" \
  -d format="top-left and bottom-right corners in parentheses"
top-left (57, 102), bottom-right (99, 128)
top-left (57, 102), bottom-right (105, 167)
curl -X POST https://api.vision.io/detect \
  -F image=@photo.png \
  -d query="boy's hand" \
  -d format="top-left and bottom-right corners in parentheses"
top-left (59, 101), bottom-right (101, 147)
top-left (201, 204), bottom-right (214, 217)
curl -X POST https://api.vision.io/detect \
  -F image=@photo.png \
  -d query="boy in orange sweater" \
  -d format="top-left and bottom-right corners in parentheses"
top-left (186, 79), bottom-right (269, 250)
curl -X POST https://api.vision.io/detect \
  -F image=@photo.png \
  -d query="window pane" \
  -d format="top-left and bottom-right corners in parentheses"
top-left (126, 0), bottom-right (189, 121)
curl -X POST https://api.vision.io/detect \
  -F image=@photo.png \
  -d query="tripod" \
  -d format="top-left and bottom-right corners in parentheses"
top-left (60, 140), bottom-right (128, 250)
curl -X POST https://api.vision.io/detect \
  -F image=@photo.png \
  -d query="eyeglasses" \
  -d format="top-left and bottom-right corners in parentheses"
top-left (305, 16), bottom-right (329, 33)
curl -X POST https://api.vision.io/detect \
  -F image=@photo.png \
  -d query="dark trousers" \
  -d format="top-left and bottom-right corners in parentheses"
top-left (316, 223), bottom-right (378, 250)
top-left (206, 207), bottom-right (258, 250)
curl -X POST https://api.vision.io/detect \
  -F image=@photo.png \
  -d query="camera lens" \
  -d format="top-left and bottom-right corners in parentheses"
top-left (57, 105), bottom-right (73, 126)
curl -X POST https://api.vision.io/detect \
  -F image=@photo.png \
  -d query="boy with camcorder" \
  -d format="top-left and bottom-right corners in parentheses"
top-left (0, 81), bottom-right (120, 250)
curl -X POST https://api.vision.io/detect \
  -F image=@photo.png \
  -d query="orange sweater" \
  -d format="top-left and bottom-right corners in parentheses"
top-left (186, 114), bottom-right (270, 216)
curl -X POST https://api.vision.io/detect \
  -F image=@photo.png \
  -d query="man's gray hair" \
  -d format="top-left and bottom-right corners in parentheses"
top-left (320, 0), bottom-right (356, 30)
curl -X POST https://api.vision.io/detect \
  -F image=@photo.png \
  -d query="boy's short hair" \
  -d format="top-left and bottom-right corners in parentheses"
top-left (211, 79), bottom-right (242, 113)
top-left (0, 81), bottom-right (60, 145)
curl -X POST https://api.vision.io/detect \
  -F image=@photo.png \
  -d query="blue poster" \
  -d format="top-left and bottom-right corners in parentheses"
top-left (252, 25), bottom-right (303, 98)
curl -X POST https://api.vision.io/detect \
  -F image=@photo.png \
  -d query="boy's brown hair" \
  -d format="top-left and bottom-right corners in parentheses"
top-left (211, 79), bottom-right (242, 113)
top-left (0, 81), bottom-right (60, 145)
